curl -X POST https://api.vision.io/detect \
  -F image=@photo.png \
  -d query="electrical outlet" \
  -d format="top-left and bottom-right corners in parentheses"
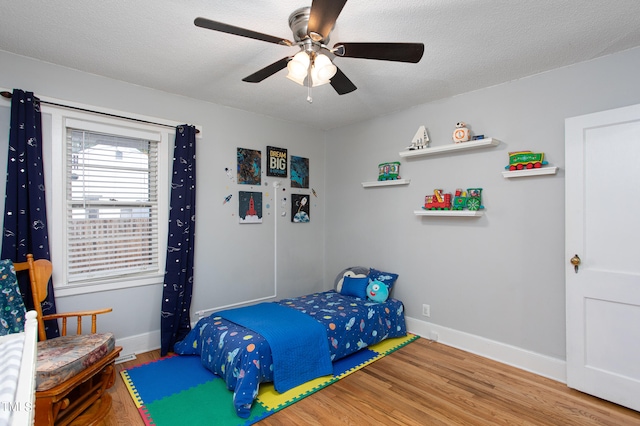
top-left (422, 304), bottom-right (431, 317)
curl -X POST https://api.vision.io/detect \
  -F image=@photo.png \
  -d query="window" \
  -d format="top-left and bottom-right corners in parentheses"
top-left (67, 128), bottom-right (159, 282)
top-left (45, 107), bottom-right (171, 295)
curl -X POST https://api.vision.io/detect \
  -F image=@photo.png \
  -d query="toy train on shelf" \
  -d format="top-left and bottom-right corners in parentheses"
top-left (423, 188), bottom-right (483, 211)
top-left (505, 151), bottom-right (548, 171)
top-left (378, 161), bottom-right (401, 181)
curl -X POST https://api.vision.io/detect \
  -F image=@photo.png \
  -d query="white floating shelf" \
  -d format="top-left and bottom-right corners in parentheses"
top-left (362, 178), bottom-right (411, 188)
top-left (399, 138), bottom-right (500, 158)
top-left (502, 166), bottom-right (558, 178)
top-left (414, 209), bottom-right (484, 217)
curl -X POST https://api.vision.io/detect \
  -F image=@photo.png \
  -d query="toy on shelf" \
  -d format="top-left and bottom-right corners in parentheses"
top-left (423, 189), bottom-right (452, 210)
top-left (505, 151), bottom-right (548, 170)
top-left (406, 126), bottom-right (429, 150)
top-left (423, 188), bottom-right (483, 211)
top-left (378, 161), bottom-right (401, 181)
top-left (452, 188), bottom-right (483, 211)
top-left (452, 122), bottom-right (471, 143)
top-left (451, 122), bottom-right (487, 143)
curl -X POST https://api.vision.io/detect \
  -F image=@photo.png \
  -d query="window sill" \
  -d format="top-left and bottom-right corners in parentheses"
top-left (53, 273), bottom-right (164, 297)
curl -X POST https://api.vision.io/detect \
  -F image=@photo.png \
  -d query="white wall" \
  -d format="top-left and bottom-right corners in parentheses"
top-left (324, 46), bottom-right (640, 367)
top-left (0, 50), bottom-right (326, 356)
top-left (3, 46), bottom-right (640, 377)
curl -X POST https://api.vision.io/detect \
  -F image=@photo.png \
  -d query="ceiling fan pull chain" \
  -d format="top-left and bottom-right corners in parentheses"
top-left (307, 58), bottom-right (313, 103)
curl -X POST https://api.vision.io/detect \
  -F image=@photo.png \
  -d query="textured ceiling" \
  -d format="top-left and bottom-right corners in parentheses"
top-left (2, 0), bottom-right (640, 130)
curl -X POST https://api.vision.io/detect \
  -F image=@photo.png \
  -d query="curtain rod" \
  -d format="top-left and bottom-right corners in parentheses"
top-left (1, 90), bottom-right (199, 134)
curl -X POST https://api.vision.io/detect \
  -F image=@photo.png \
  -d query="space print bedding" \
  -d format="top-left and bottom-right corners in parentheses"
top-left (174, 267), bottom-right (405, 418)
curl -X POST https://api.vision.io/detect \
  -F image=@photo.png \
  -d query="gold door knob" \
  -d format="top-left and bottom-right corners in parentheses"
top-left (570, 254), bottom-right (581, 273)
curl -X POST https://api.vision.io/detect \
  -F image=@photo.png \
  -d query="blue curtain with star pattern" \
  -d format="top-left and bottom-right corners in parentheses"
top-left (161, 125), bottom-right (197, 355)
top-left (2, 89), bottom-right (59, 338)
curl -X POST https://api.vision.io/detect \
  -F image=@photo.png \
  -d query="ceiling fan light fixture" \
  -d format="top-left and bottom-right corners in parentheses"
top-left (313, 53), bottom-right (337, 82)
top-left (310, 70), bottom-right (330, 87)
top-left (286, 51), bottom-right (310, 85)
top-left (286, 71), bottom-right (306, 85)
top-left (310, 62), bottom-right (335, 87)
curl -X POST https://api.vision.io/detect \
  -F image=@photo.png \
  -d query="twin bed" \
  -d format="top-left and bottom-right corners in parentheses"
top-left (174, 267), bottom-right (406, 418)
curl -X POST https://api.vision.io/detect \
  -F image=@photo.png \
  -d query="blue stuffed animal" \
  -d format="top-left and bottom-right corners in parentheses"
top-left (366, 279), bottom-right (389, 303)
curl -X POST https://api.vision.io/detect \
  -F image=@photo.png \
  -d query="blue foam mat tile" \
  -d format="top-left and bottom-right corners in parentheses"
top-left (126, 355), bottom-right (219, 404)
top-left (332, 348), bottom-right (377, 376)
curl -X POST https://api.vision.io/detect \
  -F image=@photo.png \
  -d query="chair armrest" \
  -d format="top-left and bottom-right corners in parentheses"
top-left (42, 308), bottom-right (113, 336)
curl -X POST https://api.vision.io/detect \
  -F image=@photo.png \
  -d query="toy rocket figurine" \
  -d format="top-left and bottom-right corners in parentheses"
top-left (407, 126), bottom-right (429, 150)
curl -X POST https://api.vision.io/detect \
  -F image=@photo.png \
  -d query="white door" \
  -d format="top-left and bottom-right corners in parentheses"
top-left (565, 103), bottom-right (640, 412)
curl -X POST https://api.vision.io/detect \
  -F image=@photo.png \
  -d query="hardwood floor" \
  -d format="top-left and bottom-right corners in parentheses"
top-left (105, 338), bottom-right (640, 425)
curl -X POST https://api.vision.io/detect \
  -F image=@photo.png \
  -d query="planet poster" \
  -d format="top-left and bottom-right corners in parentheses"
top-left (237, 148), bottom-right (261, 185)
top-left (290, 156), bottom-right (309, 188)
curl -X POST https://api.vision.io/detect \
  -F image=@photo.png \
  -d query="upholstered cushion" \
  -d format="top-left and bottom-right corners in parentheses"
top-left (0, 259), bottom-right (27, 336)
top-left (36, 332), bottom-right (115, 391)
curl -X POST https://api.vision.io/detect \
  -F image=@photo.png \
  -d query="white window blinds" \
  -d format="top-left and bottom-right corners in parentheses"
top-left (66, 127), bottom-right (160, 283)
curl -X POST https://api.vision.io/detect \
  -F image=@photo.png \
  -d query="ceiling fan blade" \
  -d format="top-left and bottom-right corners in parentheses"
top-left (242, 57), bottom-right (292, 83)
top-left (194, 17), bottom-right (294, 46)
top-left (308, 0), bottom-right (347, 42)
top-left (330, 67), bottom-right (357, 95)
top-left (333, 42), bottom-right (425, 63)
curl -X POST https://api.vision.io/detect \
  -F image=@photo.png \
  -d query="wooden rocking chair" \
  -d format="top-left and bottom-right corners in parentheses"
top-left (13, 254), bottom-right (122, 426)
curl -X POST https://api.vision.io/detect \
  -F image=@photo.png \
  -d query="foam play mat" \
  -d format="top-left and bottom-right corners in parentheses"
top-left (121, 333), bottom-right (418, 425)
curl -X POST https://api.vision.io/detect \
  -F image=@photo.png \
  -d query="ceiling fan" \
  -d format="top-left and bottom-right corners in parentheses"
top-left (194, 0), bottom-right (424, 101)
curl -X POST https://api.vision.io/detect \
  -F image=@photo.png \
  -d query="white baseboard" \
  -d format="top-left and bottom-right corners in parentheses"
top-left (115, 329), bottom-right (160, 362)
top-left (114, 319), bottom-right (205, 361)
top-left (406, 316), bottom-right (567, 383)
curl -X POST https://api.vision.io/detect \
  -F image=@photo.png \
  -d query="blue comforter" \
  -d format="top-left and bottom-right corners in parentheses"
top-left (216, 302), bottom-right (333, 393)
top-left (174, 290), bottom-right (406, 418)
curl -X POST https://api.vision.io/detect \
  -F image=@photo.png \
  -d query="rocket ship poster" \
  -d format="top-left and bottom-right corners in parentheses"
top-left (239, 191), bottom-right (263, 223)
top-left (291, 194), bottom-right (310, 223)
